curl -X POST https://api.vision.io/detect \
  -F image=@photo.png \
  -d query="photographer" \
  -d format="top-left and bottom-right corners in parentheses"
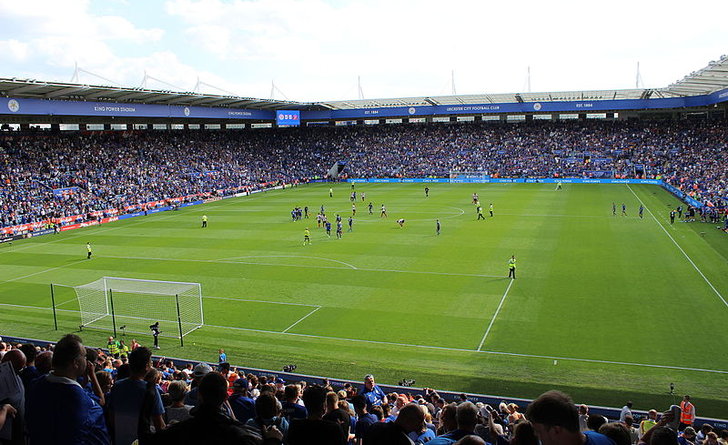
top-left (150, 323), bottom-right (160, 350)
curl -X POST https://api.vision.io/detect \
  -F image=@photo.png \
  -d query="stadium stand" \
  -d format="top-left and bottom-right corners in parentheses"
top-left (1, 120), bottom-right (726, 232)
top-left (0, 334), bottom-right (726, 444)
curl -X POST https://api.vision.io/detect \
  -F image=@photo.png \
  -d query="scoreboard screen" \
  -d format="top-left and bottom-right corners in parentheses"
top-left (276, 110), bottom-right (300, 126)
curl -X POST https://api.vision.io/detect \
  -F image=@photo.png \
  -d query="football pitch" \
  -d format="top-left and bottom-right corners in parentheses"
top-left (1, 183), bottom-right (727, 416)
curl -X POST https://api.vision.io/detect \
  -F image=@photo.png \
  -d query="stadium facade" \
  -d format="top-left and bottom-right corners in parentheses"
top-left (1, 55), bottom-right (727, 129)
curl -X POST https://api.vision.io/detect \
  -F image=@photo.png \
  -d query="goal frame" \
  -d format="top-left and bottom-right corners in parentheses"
top-left (51, 277), bottom-right (204, 347)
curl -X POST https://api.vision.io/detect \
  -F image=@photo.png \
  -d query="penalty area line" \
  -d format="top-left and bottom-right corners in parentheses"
top-left (281, 306), bottom-right (322, 333)
top-left (477, 278), bottom-right (514, 351)
top-left (626, 184), bottom-right (728, 309)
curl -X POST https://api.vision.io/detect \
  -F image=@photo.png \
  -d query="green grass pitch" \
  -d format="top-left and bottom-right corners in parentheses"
top-left (1, 183), bottom-right (727, 417)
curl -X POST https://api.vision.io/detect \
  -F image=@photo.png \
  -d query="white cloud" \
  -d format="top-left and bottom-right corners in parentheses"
top-left (1, 0), bottom-right (727, 101)
top-left (0, 40), bottom-right (30, 62)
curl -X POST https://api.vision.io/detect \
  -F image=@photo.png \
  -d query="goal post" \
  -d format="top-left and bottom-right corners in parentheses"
top-left (57, 277), bottom-right (204, 345)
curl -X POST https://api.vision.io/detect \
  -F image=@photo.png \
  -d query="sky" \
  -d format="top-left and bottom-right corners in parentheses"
top-left (0, 0), bottom-right (727, 103)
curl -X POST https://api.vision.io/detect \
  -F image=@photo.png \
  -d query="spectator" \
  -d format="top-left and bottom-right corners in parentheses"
top-left (0, 349), bottom-right (26, 445)
top-left (588, 414), bottom-right (609, 432)
top-left (438, 403), bottom-right (459, 436)
top-left (362, 374), bottom-right (388, 410)
top-left (409, 405), bottom-right (437, 444)
top-left (579, 405), bottom-right (590, 433)
top-left (647, 427), bottom-right (679, 445)
top-left (287, 385), bottom-right (346, 445)
top-left (639, 410), bottom-right (659, 439)
top-left (322, 391), bottom-right (351, 440)
top-left (184, 362), bottom-right (212, 406)
top-left (681, 428), bottom-right (698, 445)
top-left (164, 380), bottom-right (193, 424)
top-left (511, 421), bottom-right (540, 445)
top-left (107, 346), bottom-right (165, 445)
top-left (429, 401), bottom-right (480, 445)
top-left (0, 405), bottom-right (17, 434)
top-left (281, 384), bottom-right (308, 421)
top-left (620, 402), bottom-right (634, 423)
top-left (704, 433), bottom-right (720, 445)
top-left (229, 378), bottom-right (257, 423)
top-left (25, 334), bottom-right (109, 444)
top-left (600, 422), bottom-right (633, 445)
top-left (697, 425), bottom-right (714, 445)
top-left (246, 393), bottom-right (289, 439)
top-left (623, 416), bottom-right (639, 444)
top-left (353, 394), bottom-right (379, 443)
top-left (526, 390), bottom-right (616, 445)
top-left (717, 430), bottom-right (728, 445)
top-left (18, 344), bottom-right (39, 389)
top-left (35, 350), bottom-right (53, 376)
top-left (152, 372), bottom-right (282, 444)
top-left (366, 403), bottom-right (426, 444)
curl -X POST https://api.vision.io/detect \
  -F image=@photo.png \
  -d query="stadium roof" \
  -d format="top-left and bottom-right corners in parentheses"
top-left (319, 54), bottom-right (728, 110)
top-left (1, 55), bottom-right (726, 112)
top-left (0, 79), bottom-right (319, 111)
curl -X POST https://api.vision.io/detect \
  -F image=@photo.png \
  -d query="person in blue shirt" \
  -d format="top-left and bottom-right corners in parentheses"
top-left (352, 395), bottom-right (378, 441)
top-left (281, 384), bottom-right (308, 421)
top-left (26, 334), bottom-right (110, 445)
top-left (108, 346), bottom-right (165, 445)
top-left (361, 374), bottom-right (388, 410)
top-left (218, 349), bottom-right (227, 364)
top-left (229, 378), bottom-right (256, 423)
top-left (527, 390), bottom-right (616, 445)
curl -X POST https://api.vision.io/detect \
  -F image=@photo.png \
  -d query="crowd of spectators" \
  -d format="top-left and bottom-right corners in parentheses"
top-left (1, 120), bottom-right (727, 229)
top-left (0, 335), bottom-right (726, 445)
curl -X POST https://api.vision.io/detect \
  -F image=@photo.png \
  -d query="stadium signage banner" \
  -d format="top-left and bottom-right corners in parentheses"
top-left (276, 110), bottom-right (301, 126)
top-left (348, 178), bottom-right (663, 185)
top-left (304, 89), bottom-right (728, 120)
top-left (0, 97), bottom-right (275, 120)
top-left (3, 87), bottom-right (727, 121)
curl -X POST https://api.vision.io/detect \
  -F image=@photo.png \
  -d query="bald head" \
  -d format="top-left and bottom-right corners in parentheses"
top-left (1, 349), bottom-right (27, 373)
top-left (396, 404), bottom-right (426, 433)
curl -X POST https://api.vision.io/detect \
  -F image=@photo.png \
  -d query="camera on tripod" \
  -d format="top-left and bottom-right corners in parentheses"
top-left (282, 364), bottom-right (297, 373)
top-left (399, 378), bottom-right (416, 387)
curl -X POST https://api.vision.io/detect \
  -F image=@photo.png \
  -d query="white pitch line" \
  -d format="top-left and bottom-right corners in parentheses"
top-left (626, 185), bottom-right (728, 309)
top-left (91, 254), bottom-right (502, 279)
top-left (477, 279), bottom-right (514, 351)
top-left (282, 306), bottom-right (322, 333)
top-left (498, 213), bottom-right (641, 219)
top-left (221, 255), bottom-right (358, 270)
top-left (3, 301), bottom-right (726, 375)
top-left (202, 295), bottom-right (320, 308)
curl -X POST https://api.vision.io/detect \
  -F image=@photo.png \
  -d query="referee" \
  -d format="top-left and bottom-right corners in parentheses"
top-left (508, 255), bottom-right (516, 279)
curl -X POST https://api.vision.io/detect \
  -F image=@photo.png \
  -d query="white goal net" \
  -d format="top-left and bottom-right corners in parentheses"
top-left (72, 277), bottom-right (203, 338)
top-left (449, 170), bottom-right (491, 182)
